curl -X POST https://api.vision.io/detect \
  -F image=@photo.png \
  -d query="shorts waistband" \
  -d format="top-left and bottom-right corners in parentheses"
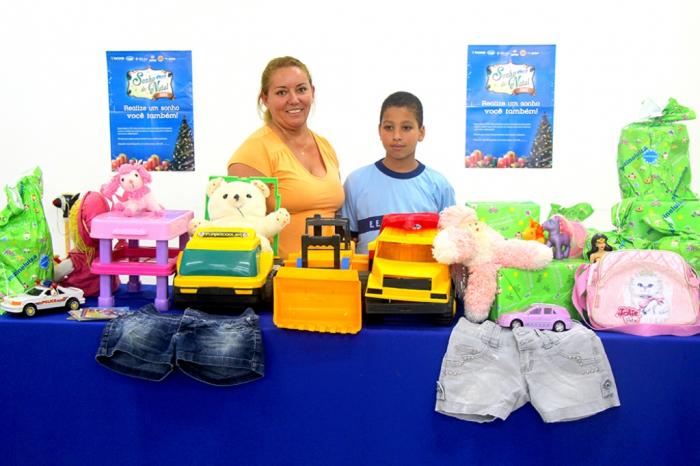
top-left (512, 321), bottom-right (589, 351)
top-left (455, 317), bottom-right (508, 349)
top-left (183, 307), bottom-right (258, 323)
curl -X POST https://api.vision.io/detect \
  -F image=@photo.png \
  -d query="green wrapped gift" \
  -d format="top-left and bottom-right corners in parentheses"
top-left (611, 199), bottom-right (669, 243)
top-left (653, 234), bottom-right (700, 272)
top-left (488, 258), bottom-right (586, 321)
top-left (466, 201), bottom-right (540, 239)
top-left (547, 202), bottom-right (594, 222)
top-left (611, 198), bottom-right (700, 249)
top-left (617, 98), bottom-right (697, 201)
top-left (643, 199), bottom-right (700, 236)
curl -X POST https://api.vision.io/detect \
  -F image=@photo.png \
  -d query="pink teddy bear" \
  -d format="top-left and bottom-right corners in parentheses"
top-left (101, 163), bottom-right (164, 216)
top-left (432, 205), bottom-right (553, 323)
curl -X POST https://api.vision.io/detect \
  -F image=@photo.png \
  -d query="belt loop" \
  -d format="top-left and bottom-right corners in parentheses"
top-left (539, 330), bottom-right (555, 349)
top-left (487, 321), bottom-right (501, 348)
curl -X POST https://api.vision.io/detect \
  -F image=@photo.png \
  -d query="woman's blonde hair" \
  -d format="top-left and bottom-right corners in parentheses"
top-left (257, 56), bottom-right (313, 123)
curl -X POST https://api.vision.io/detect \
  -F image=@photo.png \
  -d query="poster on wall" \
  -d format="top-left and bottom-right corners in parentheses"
top-left (106, 50), bottom-right (195, 171)
top-left (465, 45), bottom-right (556, 168)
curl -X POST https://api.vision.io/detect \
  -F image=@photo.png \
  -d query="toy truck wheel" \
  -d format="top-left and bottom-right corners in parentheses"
top-left (510, 319), bottom-right (523, 329)
top-left (358, 271), bottom-right (369, 312)
top-left (262, 268), bottom-right (277, 305)
top-left (434, 294), bottom-right (456, 326)
top-left (66, 298), bottom-right (81, 311)
top-left (553, 321), bottom-right (565, 332)
top-left (23, 304), bottom-right (37, 317)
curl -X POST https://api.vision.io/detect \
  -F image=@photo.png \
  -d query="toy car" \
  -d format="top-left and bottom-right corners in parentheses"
top-left (0, 281), bottom-right (85, 317)
top-left (496, 303), bottom-right (572, 332)
top-left (173, 226), bottom-right (275, 309)
top-left (364, 212), bottom-right (456, 325)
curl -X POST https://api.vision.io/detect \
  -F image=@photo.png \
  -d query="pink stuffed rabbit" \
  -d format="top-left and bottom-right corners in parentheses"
top-left (101, 163), bottom-right (164, 216)
top-left (432, 205), bottom-right (553, 323)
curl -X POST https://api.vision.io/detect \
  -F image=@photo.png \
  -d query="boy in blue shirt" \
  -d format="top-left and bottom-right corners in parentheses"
top-left (341, 91), bottom-right (456, 254)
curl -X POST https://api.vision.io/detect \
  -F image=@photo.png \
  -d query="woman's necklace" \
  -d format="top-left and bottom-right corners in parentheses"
top-left (277, 126), bottom-right (312, 158)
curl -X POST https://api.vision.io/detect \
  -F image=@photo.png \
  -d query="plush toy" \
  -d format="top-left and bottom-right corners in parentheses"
top-left (432, 205), bottom-right (554, 323)
top-left (101, 163), bottom-right (163, 216)
top-left (188, 178), bottom-right (290, 252)
top-left (53, 191), bottom-right (121, 296)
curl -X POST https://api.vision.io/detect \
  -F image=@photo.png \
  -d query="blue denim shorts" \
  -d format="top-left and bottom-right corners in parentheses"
top-left (95, 304), bottom-right (264, 386)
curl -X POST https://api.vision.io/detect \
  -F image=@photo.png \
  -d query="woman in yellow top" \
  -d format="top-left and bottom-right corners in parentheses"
top-left (228, 56), bottom-right (344, 259)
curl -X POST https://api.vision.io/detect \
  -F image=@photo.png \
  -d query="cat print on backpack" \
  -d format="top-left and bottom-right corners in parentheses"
top-left (572, 249), bottom-right (700, 336)
top-left (624, 271), bottom-right (670, 324)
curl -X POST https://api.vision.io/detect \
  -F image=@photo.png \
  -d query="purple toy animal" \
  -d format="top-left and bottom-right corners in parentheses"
top-left (542, 215), bottom-right (586, 260)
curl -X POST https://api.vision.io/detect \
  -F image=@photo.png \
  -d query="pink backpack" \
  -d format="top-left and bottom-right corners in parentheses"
top-left (572, 249), bottom-right (700, 336)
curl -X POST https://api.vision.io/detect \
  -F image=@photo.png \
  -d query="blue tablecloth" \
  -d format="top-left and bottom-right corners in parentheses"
top-left (1, 286), bottom-right (699, 466)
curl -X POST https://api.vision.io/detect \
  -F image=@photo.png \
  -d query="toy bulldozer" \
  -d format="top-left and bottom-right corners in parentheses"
top-left (273, 215), bottom-right (368, 334)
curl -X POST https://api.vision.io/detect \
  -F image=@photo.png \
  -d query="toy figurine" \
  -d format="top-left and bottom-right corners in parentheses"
top-left (586, 233), bottom-right (614, 263)
top-left (101, 163), bottom-right (164, 216)
top-left (521, 218), bottom-right (545, 243)
top-left (541, 214), bottom-right (587, 260)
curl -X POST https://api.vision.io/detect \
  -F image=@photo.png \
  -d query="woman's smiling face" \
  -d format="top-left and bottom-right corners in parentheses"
top-left (261, 66), bottom-right (314, 131)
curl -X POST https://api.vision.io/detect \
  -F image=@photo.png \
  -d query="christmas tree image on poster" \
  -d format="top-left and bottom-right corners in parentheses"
top-left (170, 117), bottom-right (195, 171)
top-left (527, 113), bottom-right (553, 168)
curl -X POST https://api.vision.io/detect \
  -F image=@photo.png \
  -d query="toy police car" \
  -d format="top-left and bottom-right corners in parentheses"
top-left (1, 281), bottom-right (85, 317)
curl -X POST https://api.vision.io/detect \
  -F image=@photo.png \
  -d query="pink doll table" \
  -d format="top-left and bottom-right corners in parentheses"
top-left (90, 210), bottom-right (194, 311)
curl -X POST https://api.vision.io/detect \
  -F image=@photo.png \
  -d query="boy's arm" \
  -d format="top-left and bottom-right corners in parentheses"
top-left (439, 179), bottom-right (457, 210)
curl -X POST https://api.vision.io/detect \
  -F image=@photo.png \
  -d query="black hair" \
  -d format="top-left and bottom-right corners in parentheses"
top-left (380, 91), bottom-right (423, 127)
top-left (586, 233), bottom-right (613, 260)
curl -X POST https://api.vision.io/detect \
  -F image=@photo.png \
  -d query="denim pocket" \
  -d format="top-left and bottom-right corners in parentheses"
top-left (442, 335), bottom-right (492, 376)
top-left (550, 334), bottom-right (603, 376)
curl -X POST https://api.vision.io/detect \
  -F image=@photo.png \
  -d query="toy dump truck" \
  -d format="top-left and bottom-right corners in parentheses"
top-left (173, 227), bottom-right (275, 309)
top-left (273, 215), bottom-right (368, 334)
top-left (364, 212), bottom-right (456, 325)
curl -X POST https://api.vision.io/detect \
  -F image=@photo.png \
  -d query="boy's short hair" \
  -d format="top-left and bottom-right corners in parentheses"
top-left (380, 91), bottom-right (423, 127)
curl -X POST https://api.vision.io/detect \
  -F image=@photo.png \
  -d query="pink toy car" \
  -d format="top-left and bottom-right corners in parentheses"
top-left (497, 303), bottom-right (573, 332)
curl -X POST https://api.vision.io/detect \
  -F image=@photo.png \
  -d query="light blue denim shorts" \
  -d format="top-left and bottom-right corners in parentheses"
top-left (95, 304), bottom-right (264, 386)
top-left (435, 318), bottom-right (620, 423)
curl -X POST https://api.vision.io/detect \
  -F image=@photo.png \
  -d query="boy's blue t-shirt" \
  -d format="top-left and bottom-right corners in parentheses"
top-left (340, 160), bottom-right (456, 254)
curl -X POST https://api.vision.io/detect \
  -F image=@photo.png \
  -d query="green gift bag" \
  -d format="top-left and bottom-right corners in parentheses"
top-left (617, 98), bottom-right (697, 201)
top-left (0, 167), bottom-right (54, 299)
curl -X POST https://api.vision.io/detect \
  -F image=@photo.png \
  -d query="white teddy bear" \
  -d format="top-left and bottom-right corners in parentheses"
top-left (188, 178), bottom-right (290, 252)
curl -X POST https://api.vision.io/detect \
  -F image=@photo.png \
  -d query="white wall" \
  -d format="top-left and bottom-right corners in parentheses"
top-left (1, 0), bottom-right (699, 255)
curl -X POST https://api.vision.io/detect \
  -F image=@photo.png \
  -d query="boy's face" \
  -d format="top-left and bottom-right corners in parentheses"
top-left (378, 106), bottom-right (425, 162)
